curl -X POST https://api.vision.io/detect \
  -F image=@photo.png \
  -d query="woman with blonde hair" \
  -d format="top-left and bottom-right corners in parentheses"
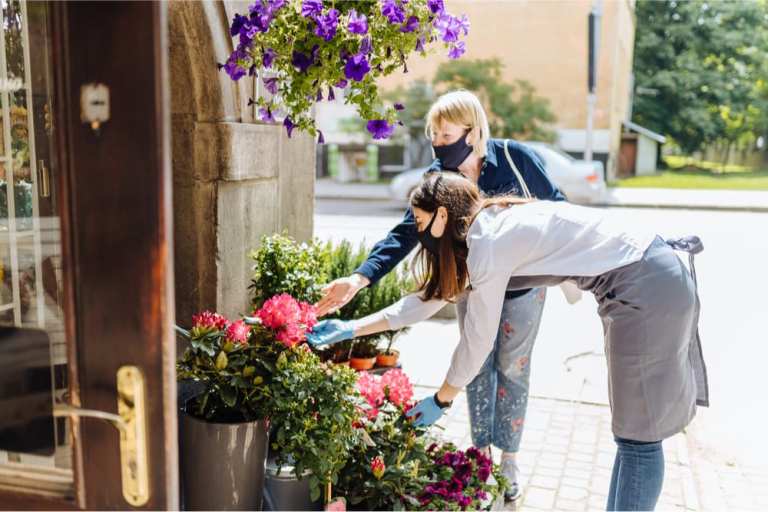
top-left (311, 172), bottom-right (709, 511)
top-left (313, 90), bottom-right (565, 500)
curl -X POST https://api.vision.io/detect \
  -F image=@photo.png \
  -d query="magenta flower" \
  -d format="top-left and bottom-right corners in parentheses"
top-left (381, 0), bottom-right (405, 24)
top-left (347, 9), bottom-right (368, 34)
top-left (367, 119), bottom-right (394, 140)
top-left (344, 53), bottom-right (370, 82)
top-left (400, 15), bottom-right (419, 33)
top-left (301, 0), bottom-right (323, 18)
top-left (263, 76), bottom-right (279, 94)
top-left (448, 41), bottom-right (466, 59)
top-left (314, 8), bottom-right (339, 41)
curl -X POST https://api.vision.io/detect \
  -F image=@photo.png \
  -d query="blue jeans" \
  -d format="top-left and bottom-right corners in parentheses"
top-left (607, 437), bottom-right (664, 511)
top-left (461, 288), bottom-right (546, 452)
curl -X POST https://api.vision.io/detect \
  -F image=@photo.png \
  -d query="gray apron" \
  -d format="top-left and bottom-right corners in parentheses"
top-left (504, 236), bottom-right (709, 442)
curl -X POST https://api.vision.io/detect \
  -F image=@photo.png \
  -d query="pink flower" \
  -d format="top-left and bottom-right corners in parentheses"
top-left (192, 310), bottom-right (228, 330)
top-left (356, 372), bottom-right (384, 409)
top-left (256, 293), bottom-right (301, 330)
top-left (381, 368), bottom-right (413, 407)
top-left (324, 498), bottom-right (346, 511)
top-left (299, 301), bottom-right (318, 330)
top-left (370, 456), bottom-right (385, 479)
top-left (276, 324), bottom-right (304, 348)
top-left (226, 320), bottom-right (250, 344)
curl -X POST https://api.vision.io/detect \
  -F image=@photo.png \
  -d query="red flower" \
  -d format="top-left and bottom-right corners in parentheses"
top-left (226, 320), bottom-right (250, 344)
top-left (256, 293), bottom-right (318, 347)
top-left (192, 310), bottom-right (228, 330)
top-left (370, 456), bottom-right (385, 479)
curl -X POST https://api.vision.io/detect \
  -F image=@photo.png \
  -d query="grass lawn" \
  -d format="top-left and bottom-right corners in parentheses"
top-left (610, 156), bottom-right (768, 191)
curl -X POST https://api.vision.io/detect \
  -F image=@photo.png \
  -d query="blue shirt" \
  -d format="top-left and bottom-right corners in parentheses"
top-left (355, 138), bottom-right (566, 297)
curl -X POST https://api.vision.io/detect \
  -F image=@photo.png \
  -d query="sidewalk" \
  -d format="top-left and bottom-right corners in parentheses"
top-left (422, 387), bottom-right (768, 512)
top-left (315, 178), bottom-right (768, 211)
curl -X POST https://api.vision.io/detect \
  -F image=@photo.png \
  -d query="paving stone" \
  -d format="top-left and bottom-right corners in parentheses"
top-left (521, 487), bottom-right (556, 510)
top-left (558, 485), bottom-right (589, 501)
top-left (555, 497), bottom-right (587, 511)
top-left (529, 475), bottom-right (559, 490)
top-left (561, 476), bottom-right (590, 490)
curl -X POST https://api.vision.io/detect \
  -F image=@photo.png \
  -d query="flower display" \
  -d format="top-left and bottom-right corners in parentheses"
top-left (255, 293), bottom-right (318, 347)
top-left (192, 310), bottom-right (228, 331)
top-left (221, 0), bottom-right (470, 141)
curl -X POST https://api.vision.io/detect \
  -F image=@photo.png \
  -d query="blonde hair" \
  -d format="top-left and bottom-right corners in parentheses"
top-left (424, 90), bottom-right (491, 160)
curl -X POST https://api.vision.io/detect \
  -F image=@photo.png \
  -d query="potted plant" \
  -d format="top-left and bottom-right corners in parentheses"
top-left (376, 329), bottom-right (406, 368)
top-left (176, 311), bottom-right (272, 510)
top-left (409, 443), bottom-right (509, 511)
top-left (176, 292), bottom-right (320, 510)
top-left (263, 310), bottom-right (362, 508)
top-left (349, 338), bottom-right (380, 370)
top-left (336, 368), bottom-right (433, 509)
top-left (221, 0), bottom-right (470, 141)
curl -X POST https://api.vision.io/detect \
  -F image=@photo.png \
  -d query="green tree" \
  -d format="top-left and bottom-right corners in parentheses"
top-left (432, 58), bottom-right (556, 141)
top-left (384, 80), bottom-right (437, 165)
top-left (632, 0), bottom-right (768, 156)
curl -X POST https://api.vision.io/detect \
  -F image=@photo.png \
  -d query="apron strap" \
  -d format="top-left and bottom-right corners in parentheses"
top-left (665, 235), bottom-right (709, 407)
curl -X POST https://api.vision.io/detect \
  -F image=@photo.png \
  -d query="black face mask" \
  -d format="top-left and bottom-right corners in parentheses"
top-left (433, 135), bottom-right (473, 171)
top-left (416, 211), bottom-right (441, 255)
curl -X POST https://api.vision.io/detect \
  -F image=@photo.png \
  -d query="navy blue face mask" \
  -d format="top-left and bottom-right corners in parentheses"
top-left (416, 211), bottom-right (441, 255)
top-left (433, 134), bottom-right (473, 170)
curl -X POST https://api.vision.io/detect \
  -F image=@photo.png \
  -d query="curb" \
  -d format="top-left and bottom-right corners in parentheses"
top-left (593, 201), bottom-right (768, 213)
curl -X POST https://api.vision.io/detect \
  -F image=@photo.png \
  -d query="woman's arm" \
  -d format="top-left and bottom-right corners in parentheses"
top-left (351, 292), bottom-right (448, 337)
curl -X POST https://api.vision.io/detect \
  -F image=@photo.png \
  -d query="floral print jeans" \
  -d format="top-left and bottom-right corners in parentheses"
top-left (458, 288), bottom-right (547, 453)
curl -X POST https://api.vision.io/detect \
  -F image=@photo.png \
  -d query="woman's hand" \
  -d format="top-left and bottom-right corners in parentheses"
top-left (405, 395), bottom-right (446, 427)
top-left (306, 319), bottom-right (356, 347)
top-left (315, 273), bottom-right (370, 317)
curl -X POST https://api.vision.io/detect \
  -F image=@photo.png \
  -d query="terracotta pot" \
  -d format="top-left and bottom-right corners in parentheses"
top-left (349, 356), bottom-right (376, 371)
top-left (375, 350), bottom-right (400, 368)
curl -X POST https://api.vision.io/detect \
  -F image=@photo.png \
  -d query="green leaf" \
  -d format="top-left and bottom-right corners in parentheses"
top-left (220, 384), bottom-right (237, 407)
top-left (215, 350), bottom-right (228, 370)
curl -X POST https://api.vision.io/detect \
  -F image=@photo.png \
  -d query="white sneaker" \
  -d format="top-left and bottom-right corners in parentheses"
top-left (501, 458), bottom-right (521, 502)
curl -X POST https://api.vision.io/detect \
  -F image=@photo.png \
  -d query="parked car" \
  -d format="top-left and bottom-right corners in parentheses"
top-left (389, 142), bottom-right (606, 204)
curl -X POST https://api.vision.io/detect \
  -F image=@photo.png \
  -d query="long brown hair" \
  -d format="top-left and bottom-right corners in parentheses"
top-left (410, 173), bottom-right (533, 301)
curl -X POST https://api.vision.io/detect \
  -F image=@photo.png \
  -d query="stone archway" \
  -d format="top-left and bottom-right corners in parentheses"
top-left (168, 1), bottom-right (315, 322)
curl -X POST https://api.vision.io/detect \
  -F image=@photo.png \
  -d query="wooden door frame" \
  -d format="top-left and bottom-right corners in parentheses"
top-left (0, 1), bottom-right (178, 509)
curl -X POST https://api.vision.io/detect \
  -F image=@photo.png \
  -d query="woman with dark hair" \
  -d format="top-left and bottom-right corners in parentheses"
top-left (309, 172), bottom-right (709, 511)
top-left (313, 90), bottom-right (565, 501)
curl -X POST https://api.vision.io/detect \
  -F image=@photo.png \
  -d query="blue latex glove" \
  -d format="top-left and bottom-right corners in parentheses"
top-left (306, 319), bottom-right (355, 347)
top-left (405, 395), bottom-right (445, 427)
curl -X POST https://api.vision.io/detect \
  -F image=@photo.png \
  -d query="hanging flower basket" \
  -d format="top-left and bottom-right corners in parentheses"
top-left (220, 0), bottom-right (470, 142)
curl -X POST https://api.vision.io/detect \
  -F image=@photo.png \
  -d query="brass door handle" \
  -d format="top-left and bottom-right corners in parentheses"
top-left (37, 159), bottom-right (51, 198)
top-left (53, 365), bottom-right (149, 507)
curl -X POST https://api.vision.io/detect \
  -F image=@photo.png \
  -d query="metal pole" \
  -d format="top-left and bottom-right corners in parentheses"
top-left (585, 0), bottom-right (602, 163)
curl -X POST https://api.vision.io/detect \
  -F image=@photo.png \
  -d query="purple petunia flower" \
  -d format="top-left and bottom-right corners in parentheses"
top-left (292, 45), bottom-right (318, 72)
top-left (263, 76), bottom-right (279, 94)
top-left (317, 130), bottom-right (325, 144)
top-left (283, 116), bottom-right (295, 137)
top-left (415, 36), bottom-right (426, 52)
top-left (400, 15), bottom-right (419, 33)
top-left (262, 47), bottom-right (277, 68)
top-left (394, 103), bottom-right (404, 110)
top-left (230, 14), bottom-right (249, 36)
top-left (301, 0), bottom-right (323, 18)
top-left (448, 41), bottom-right (466, 59)
top-left (381, 0), bottom-right (405, 24)
top-left (334, 78), bottom-right (348, 88)
top-left (328, 86), bottom-right (335, 101)
top-left (347, 9), bottom-right (368, 35)
top-left (367, 119), bottom-right (394, 139)
top-left (427, 0), bottom-right (444, 14)
top-left (314, 8), bottom-right (339, 41)
top-left (344, 53), bottom-right (370, 81)
top-left (258, 107), bottom-right (276, 123)
top-left (435, 13), bottom-right (461, 42)
top-left (316, 88), bottom-right (323, 101)
top-left (359, 36), bottom-right (372, 55)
